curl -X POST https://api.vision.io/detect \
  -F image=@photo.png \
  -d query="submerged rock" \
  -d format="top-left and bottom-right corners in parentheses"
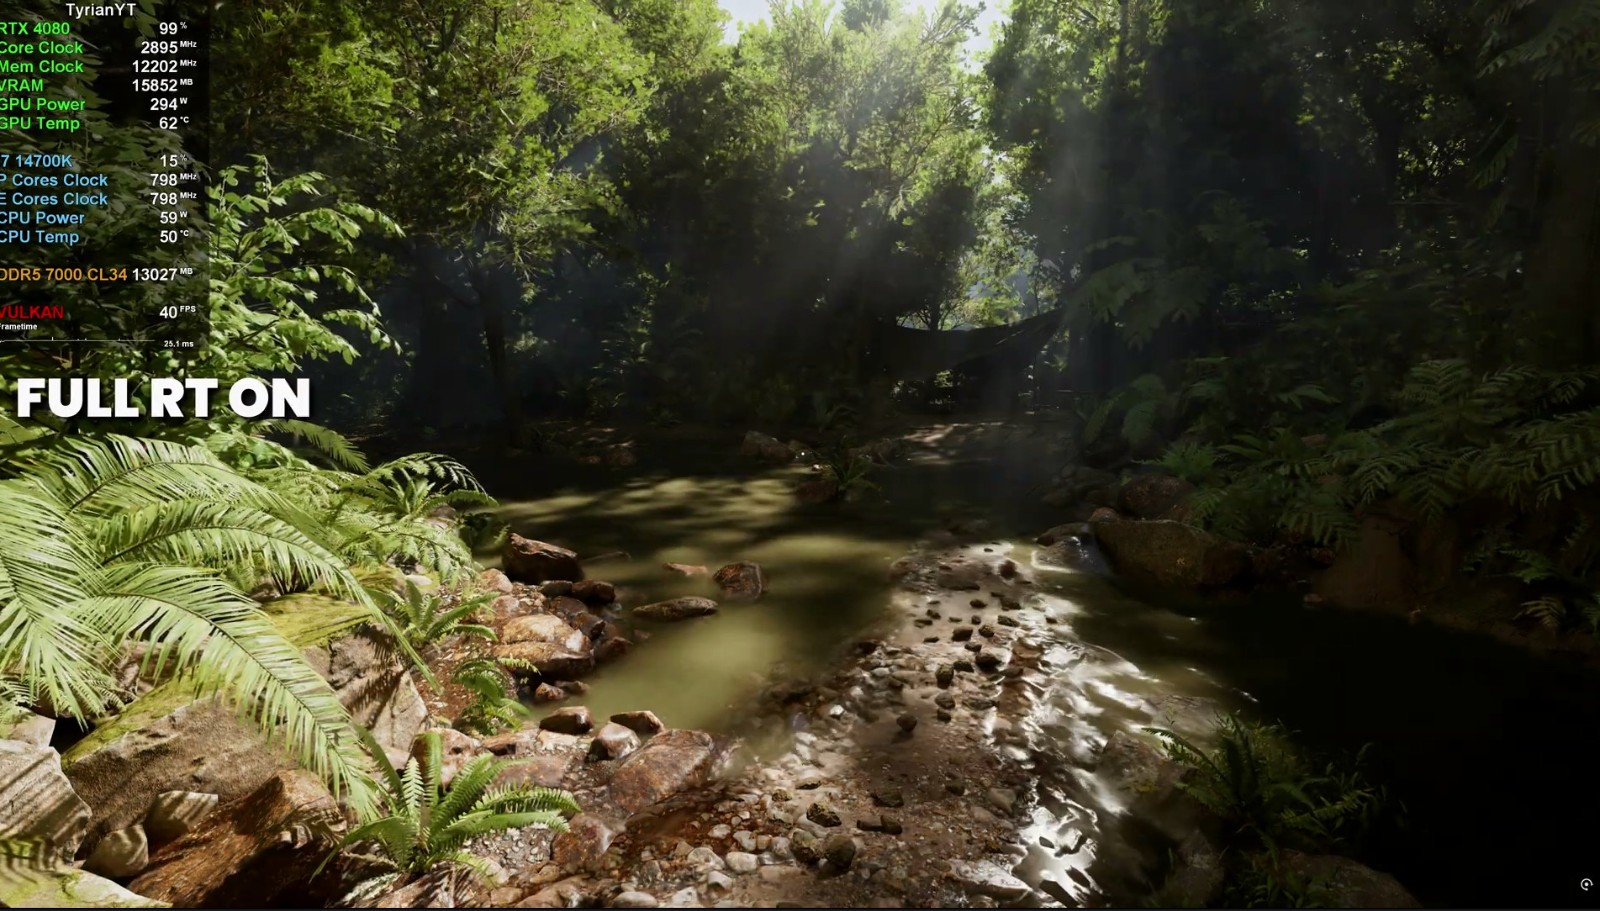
top-left (713, 562), bottom-right (768, 600)
top-left (503, 535), bottom-right (585, 583)
top-left (663, 563), bottom-right (710, 577)
top-left (633, 597), bottom-right (720, 622)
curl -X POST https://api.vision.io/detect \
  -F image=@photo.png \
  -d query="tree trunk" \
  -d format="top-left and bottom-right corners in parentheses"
top-left (469, 262), bottom-right (532, 448)
top-left (1521, 100), bottom-right (1600, 365)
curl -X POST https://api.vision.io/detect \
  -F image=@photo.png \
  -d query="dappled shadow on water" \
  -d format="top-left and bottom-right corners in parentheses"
top-left (461, 427), bottom-right (1064, 734)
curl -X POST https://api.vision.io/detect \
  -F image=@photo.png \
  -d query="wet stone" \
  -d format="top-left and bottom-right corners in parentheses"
top-left (806, 801), bottom-right (842, 828)
top-left (871, 790), bottom-right (904, 808)
top-left (952, 627), bottom-right (974, 642)
top-left (823, 834), bottom-right (857, 871)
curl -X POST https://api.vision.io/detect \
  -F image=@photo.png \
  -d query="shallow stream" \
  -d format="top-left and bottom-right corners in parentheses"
top-left (461, 423), bottom-right (1600, 908)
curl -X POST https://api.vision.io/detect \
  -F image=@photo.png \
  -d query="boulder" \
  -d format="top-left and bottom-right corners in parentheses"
top-left (304, 627), bottom-right (428, 769)
top-left (712, 562), bottom-right (768, 601)
top-left (1312, 513), bottom-right (1416, 614)
top-left (570, 580), bottom-right (616, 605)
top-left (62, 604), bottom-right (398, 848)
top-left (587, 723), bottom-right (641, 762)
top-left (503, 535), bottom-right (585, 583)
top-left (1279, 852), bottom-right (1420, 908)
top-left (1, 711), bottom-right (56, 747)
top-left (128, 771), bottom-right (344, 909)
top-left (1153, 831), bottom-right (1226, 907)
top-left (632, 597), bottom-right (719, 622)
top-left (83, 825), bottom-right (148, 878)
top-left (1116, 474), bottom-right (1195, 520)
top-left (593, 626), bottom-right (634, 664)
top-left (0, 739), bottom-right (91, 860)
top-left (539, 706), bottom-right (595, 735)
top-left (502, 614), bottom-right (588, 651)
top-left (478, 568), bottom-right (515, 594)
top-left (0, 865), bottom-right (168, 908)
top-left (495, 753), bottom-right (580, 790)
top-left (411, 728), bottom-right (483, 788)
top-left (1094, 519), bottom-right (1251, 589)
top-left (143, 791), bottom-right (219, 847)
top-left (606, 730), bottom-right (720, 813)
top-left (609, 710), bottom-right (665, 737)
top-left (739, 431), bottom-right (794, 462)
top-left (1035, 523), bottom-right (1092, 546)
top-left (550, 814), bottom-right (618, 872)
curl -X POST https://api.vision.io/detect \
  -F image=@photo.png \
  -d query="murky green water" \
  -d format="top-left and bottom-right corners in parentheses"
top-left (457, 424), bottom-right (1600, 908)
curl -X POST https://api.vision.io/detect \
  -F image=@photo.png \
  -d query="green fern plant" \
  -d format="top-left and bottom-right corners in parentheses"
top-left (818, 443), bottom-right (880, 500)
top-left (386, 582), bottom-right (496, 654)
top-left (326, 729), bottom-right (580, 901)
top-left (1145, 714), bottom-right (1386, 851)
top-left (451, 657), bottom-right (532, 736)
top-left (0, 435), bottom-right (381, 816)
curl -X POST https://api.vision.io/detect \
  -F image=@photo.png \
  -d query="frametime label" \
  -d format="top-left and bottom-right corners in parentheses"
top-left (0, 0), bottom-right (210, 353)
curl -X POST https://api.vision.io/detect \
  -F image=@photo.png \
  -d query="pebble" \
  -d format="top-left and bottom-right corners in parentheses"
top-left (687, 846), bottom-right (724, 870)
top-left (871, 789), bottom-right (904, 808)
top-left (726, 851), bottom-right (760, 873)
top-left (705, 870), bottom-right (734, 894)
top-left (709, 824), bottom-right (732, 840)
top-left (987, 787), bottom-right (1017, 814)
top-left (823, 834), bottom-right (858, 871)
top-left (896, 713), bottom-right (918, 733)
top-left (768, 835), bottom-right (793, 860)
top-left (613, 891), bottom-right (659, 908)
top-left (936, 665), bottom-right (955, 687)
top-left (733, 830), bottom-right (756, 852)
top-left (806, 800), bottom-right (842, 827)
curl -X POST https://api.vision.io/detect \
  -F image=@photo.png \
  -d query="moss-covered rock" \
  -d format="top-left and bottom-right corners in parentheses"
top-left (62, 602), bottom-right (419, 850)
top-left (0, 865), bottom-right (168, 908)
